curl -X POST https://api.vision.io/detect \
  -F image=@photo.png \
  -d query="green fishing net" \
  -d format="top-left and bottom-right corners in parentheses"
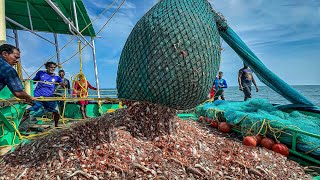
top-left (197, 99), bottom-right (320, 157)
top-left (117, 0), bottom-right (221, 109)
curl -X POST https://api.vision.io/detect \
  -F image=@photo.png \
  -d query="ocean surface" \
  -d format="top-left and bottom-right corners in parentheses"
top-left (91, 85), bottom-right (320, 107)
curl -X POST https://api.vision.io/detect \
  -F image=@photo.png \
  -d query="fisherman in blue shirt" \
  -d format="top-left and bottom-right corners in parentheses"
top-left (0, 44), bottom-right (35, 102)
top-left (214, 71), bottom-right (228, 101)
top-left (26, 61), bottom-right (65, 127)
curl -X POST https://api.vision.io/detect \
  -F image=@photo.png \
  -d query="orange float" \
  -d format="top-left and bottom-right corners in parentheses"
top-left (219, 122), bottom-right (231, 133)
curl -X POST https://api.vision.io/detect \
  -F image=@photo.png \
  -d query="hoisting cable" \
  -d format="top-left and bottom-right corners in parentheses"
top-left (60, 0), bottom-right (126, 66)
top-left (28, 0), bottom-right (119, 78)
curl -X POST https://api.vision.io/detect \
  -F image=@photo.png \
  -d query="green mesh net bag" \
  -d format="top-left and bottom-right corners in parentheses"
top-left (117, 0), bottom-right (221, 110)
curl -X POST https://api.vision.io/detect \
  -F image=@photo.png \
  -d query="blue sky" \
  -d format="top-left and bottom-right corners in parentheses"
top-left (6, 0), bottom-right (320, 88)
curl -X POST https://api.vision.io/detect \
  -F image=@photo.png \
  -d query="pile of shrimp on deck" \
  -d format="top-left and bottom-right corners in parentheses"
top-left (0, 102), bottom-right (311, 179)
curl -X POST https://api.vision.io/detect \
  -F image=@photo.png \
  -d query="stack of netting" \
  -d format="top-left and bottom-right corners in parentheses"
top-left (196, 99), bottom-right (320, 157)
top-left (117, 0), bottom-right (221, 110)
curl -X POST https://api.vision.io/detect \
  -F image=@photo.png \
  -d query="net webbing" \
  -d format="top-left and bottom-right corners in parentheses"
top-left (117, 0), bottom-right (221, 110)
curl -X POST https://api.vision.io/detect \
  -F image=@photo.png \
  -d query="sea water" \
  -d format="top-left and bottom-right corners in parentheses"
top-left (90, 85), bottom-right (320, 107)
top-left (223, 85), bottom-right (320, 106)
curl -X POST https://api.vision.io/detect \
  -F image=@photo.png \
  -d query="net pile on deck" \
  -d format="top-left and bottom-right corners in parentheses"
top-left (197, 99), bottom-right (320, 157)
top-left (0, 110), bottom-right (310, 179)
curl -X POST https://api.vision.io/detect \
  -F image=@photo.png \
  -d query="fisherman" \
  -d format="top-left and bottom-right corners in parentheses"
top-left (214, 71), bottom-right (228, 101)
top-left (54, 69), bottom-right (71, 113)
top-left (0, 44), bottom-right (35, 102)
top-left (72, 74), bottom-right (97, 119)
top-left (25, 62), bottom-right (65, 127)
top-left (238, 63), bottom-right (259, 101)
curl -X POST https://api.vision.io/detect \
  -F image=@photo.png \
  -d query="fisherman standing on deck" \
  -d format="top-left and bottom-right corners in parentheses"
top-left (25, 62), bottom-right (65, 127)
top-left (72, 74), bottom-right (97, 119)
top-left (0, 44), bottom-right (35, 102)
top-left (238, 63), bottom-right (259, 101)
top-left (214, 71), bottom-right (228, 101)
top-left (54, 70), bottom-right (71, 113)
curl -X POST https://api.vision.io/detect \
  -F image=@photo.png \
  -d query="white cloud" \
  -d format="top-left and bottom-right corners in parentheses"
top-left (121, 1), bottom-right (136, 9)
top-left (101, 58), bottom-right (119, 65)
top-left (89, 0), bottom-right (136, 10)
top-left (90, 0), bottom-right (114, 8)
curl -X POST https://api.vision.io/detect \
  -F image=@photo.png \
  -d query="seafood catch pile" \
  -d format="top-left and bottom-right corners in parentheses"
top-left (123, 101), bottom-right (177, 140)
top-left (0, 109), bottom-right (311, 179)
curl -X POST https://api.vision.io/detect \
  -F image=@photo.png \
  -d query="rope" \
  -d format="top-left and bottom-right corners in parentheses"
top-left (244, 118), bottom-right (267, 136)
top-left (96, 0), bottom-right (126, 35)
top-left (9, 121), bottom-right (23, 140)
top-left (33, 80), bottom-right (61, 85)
top-left (304, 145), bottom-right (320, 154)
top-left (22, 125), bottom-right (65, 141)
top-left (78, 41), bottom-right (83, 74)
top-left (48, 0), bottom-right (127, 119)
top-left (21, 65), bottom-right (31, 79)
top-left (205, 108), bottom-right (224, 119)
top-left (0, 102), bottom-right (23, 148)
top-left (80, 0), bottom-right (119, 34)
top-left (28, 0), bottom-right (120, 78)
top-left (0, 98), bottom-right (20, 118)
top-left (28, 37), bottom-right (76, 79)
top-left (265, 120), bottom-right (301, 142)
top-left (71, 73), bottom-right (105, 116)
top-left (61, 87), bottom-right (68, 125)
top-left (0, 117), bottom-right (23, 148)
top-left (72, 74), bottom-right (88, 99)
top-left (16, 62), bottom-right (23, 80)
top-left (60, 0), bottom-right (127, 66)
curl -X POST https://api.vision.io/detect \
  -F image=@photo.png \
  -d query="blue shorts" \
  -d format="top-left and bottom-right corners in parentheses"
top-left (28, 101), bottom-right (58, 113)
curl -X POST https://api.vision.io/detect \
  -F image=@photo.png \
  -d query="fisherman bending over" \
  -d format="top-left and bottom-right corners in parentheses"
top-left (0, 44), bottom-right (35, 102)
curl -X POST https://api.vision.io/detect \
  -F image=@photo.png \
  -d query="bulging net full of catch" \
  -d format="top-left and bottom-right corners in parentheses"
top-left (117, 0), bottom-right (221, 110)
